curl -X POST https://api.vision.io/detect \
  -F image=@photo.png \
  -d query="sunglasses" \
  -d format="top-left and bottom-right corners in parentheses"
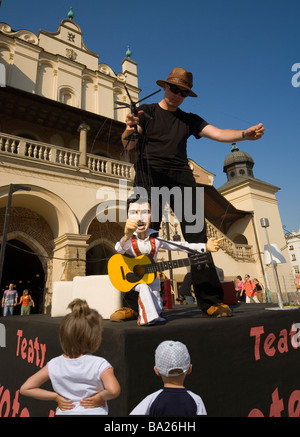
top-left (166, 83), bottom-right (190, 98)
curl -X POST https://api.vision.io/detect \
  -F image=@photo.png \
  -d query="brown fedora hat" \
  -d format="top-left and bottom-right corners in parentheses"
top-left (156, 67), bottom-right (197, 97)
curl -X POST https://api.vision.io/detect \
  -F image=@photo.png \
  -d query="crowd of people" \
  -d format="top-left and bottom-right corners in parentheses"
top-left (235, 275), bottom-right (265, 303)
top-left (176, 273), bottom-right (267, 305)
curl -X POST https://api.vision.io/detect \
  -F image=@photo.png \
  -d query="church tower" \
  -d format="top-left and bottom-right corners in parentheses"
top-left (223, 143), bottom-right (254, 181)
top-left (218, 144), bottom-right (294, 300)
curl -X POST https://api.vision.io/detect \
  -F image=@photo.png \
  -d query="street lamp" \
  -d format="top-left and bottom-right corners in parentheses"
top-left (0, 184), bottom-right (31, 288)
top-left (260, 217), bottom-right (297, 311)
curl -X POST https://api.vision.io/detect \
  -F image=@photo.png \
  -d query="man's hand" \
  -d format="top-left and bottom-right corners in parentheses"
top-left (206, 237), bottom-right (223, 252)
top-left (121, 111), bottom-right (144, 146)
top-left (125, 111), bottom-right (143, 129)
top-left (201, 122), bottom-right (265, 143)
top-left (244, 123), bottom-right (264, 140)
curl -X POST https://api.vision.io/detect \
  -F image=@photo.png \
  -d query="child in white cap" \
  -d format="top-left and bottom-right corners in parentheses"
top-left (130, 340), bottom-right (207, 415)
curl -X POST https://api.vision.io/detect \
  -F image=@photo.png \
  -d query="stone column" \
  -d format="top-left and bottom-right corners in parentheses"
top-left (78, 121), bottom-right (90, 168)
top-left (45, 233), bottom-right (90, 313)
top-left (52, 233), bottom-right (90, 283)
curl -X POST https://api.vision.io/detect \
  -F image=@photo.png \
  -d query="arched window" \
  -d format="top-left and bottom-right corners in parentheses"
top-left (232, 234), bottom-right (248, 245)
top-left (58, 86), bottom-right (78, 107)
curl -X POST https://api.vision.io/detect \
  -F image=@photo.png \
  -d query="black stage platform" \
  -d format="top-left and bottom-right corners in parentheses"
top-left (1, 303), bottom-right (300, 417)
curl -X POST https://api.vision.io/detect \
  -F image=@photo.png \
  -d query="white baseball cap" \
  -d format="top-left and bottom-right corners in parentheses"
top-left (155, 340), bottom-right (191, 377)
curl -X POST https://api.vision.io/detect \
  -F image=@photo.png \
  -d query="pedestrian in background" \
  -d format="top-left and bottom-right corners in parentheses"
top-left (1, 283), bottom-right (18, 316)
top-left (243, 275), bottom-right (259, 303)
top-left (18, 289), bottom-right (35, 315)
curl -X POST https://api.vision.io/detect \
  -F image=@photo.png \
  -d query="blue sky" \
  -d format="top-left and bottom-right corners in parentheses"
top-left (1, 0), bottom-right (299, 233)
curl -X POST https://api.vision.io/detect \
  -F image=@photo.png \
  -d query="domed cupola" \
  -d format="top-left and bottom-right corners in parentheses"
top-left (223, 143), bottom-right (254, 182)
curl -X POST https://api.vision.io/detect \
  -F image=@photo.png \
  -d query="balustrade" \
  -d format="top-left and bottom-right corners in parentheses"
top-left (0, 132), bottom-right (253, 262)
top-left (206, 220), bottom-right (254, 262)
top-left (0, 132), bottom-right (134, 180)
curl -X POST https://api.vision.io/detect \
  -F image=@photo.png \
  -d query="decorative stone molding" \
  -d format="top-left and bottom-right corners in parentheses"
top-left (0, 23), bottom-right (38, 45)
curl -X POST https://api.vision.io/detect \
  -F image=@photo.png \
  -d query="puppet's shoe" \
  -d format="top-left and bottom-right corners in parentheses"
top-left (204, 303), bottom-right (232, 318)
top-left (140, 321), bottom-right (155, 326)
top-left (139, 316), bottom-right (165, 326)
top-left (110, 307), bottom-right (137, 321)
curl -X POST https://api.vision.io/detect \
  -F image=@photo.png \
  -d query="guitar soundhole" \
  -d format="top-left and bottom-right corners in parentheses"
top-left (133, 264), bottom-right (145, 279)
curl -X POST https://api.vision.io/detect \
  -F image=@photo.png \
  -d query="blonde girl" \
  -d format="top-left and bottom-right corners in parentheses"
top-left (20, 299), bottom-right (120, 415)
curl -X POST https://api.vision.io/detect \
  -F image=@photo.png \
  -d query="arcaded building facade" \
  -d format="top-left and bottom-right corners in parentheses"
top-left (0, 16), bottom-right (296, 312)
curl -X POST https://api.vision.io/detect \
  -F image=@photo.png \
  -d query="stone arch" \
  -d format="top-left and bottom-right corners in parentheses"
top-left (87, 236), bottom-right (115, 253)
top-left (0, 207), bottom-right (53, 290)
top-left (58, 85), bottom-right (79, 108)
top-left (231, 233), bottom-right (249, 245)
top-left (6, 229), bottom-right (51, 274)
top-left (80, 203), bottom-right (125, 237)
top-left (82, 210), bottom-right (124, 275)
top-left (1, 228), bottom-right (51, 312)
top-left (38, 59), bottom-right (55, 70)
top-left (86, 218), bottom-right (123, 249)
top-left (0, 185), bottom-right (78, 239)
top-left (11, 130), bottom-right (42, 142)
top-left (80, 205), bottom-right (98, 235)
top-left (86, 237), bottom-right (115, 275)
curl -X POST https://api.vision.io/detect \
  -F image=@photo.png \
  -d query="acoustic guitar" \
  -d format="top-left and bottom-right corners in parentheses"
top-left (107, 252), bottom-right (209, 292)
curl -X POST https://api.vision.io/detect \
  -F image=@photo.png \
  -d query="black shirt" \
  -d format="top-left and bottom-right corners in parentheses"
top-left (149, 387), bottom-right (198, 416)
top-left (136, 103), bottom-right (208, 171)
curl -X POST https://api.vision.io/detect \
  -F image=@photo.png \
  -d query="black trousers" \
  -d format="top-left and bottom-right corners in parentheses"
top-left (131, 165), bottom-right (224, 311)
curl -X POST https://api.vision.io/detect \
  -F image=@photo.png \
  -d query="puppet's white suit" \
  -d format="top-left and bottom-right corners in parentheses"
top-left (115, 229), bottom-right (206, 325)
